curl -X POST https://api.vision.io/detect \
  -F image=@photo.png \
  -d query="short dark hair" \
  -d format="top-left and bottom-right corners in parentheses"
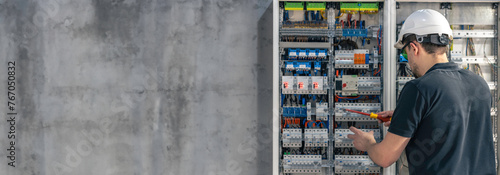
top-left (402, 34), bottom-right (448, 55)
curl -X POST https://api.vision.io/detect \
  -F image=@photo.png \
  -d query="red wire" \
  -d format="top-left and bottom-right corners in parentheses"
top-left (336, 95), bottom-right (361, 99)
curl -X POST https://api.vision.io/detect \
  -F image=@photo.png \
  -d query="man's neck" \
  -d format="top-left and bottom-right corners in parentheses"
top-left (420, 54), bottom-right (449, 76)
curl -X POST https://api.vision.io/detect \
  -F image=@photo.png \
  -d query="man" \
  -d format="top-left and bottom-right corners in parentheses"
top-left (347, 9), bottom-right (496, 174)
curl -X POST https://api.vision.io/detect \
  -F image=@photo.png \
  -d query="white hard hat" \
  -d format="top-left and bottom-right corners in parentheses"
top-left (394, 9), bottom-right (453, 49)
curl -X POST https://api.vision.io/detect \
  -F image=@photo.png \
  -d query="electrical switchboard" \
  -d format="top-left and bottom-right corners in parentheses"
top-left (276, 1), bottom-right (384, 174)
top-left (274, 1), bottom-right (500, 175)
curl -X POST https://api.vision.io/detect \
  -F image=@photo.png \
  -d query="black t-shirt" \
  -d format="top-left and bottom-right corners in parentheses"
top-left (388, 62), bottom-right (496, 175)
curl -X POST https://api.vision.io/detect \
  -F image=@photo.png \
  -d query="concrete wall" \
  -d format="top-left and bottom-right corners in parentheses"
top-left (0, 0), bottom-right (274, 174)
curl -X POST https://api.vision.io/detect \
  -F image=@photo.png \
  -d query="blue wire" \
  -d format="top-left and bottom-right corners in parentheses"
top-left (281, 94), bottom-right (284, 107)
top-left (317, 122), bottom-right (325, 128)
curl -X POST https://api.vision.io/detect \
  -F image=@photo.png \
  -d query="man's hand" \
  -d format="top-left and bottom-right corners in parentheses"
top-left (347, 126), bottom-right (377, 152)
top-left (376, 110), bottom-right (394, 127)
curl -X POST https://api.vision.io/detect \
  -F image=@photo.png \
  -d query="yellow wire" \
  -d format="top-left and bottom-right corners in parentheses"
top-left (450, 25), bottom-right (453, 50)
top-left (335, 13), bottom-right (344, 19)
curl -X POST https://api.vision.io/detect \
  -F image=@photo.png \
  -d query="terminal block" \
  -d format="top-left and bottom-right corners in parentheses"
top-left (282, 129), bottom-right (302, 147)
top-left (335, 129), bottom-right (381, 147)
top-left (304, 129), bottom-right (328, 147)
top-left (296, 62), bottom-right (311, 74)
top-left (283, 105), bottom-right (307, 117)
top-left (284, 2), bottom-right (304, 11)
top-left (289, 49), bottom-right (298, 59)
top-left (334, 103), bottom-right (380, 121)
top-left (359, 2), bottom-right (379, 14)
top-left (288, 49), bottom-right (328, 60)
top-left (340, 2), bottom-right (379, 14)
top-left (285, 62), bottom-right (295, 72)
top-left (306, 2), bottom-right (326, 11)
top-left (283, 155), bottom-right (322, 174)
top-left (334, 155), bottom-right (381, 173)
top-left (342, 29), bottom-right (368, 37)
top-left (340, 2), bottom-right (358, 14)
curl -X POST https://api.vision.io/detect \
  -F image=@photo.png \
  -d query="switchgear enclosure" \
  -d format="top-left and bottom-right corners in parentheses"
top-left (273, 1), bottom-right (500, 175)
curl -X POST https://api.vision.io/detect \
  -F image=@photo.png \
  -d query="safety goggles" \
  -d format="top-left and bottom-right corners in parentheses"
top-left (400, 41), bottom-right (413, 60)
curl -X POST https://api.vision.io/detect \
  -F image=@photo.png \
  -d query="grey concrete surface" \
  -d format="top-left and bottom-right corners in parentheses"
top-left (0, 0), bottom-right (274, 174)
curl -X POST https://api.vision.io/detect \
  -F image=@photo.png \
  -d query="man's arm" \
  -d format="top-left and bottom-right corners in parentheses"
top-left (347, 126), bottom-right (410, 168)
top-left (367, 131), bottom-right (410, 167)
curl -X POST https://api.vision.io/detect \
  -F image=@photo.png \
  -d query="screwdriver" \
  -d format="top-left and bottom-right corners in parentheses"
top-left (344, 109), bottom-right (391, 122)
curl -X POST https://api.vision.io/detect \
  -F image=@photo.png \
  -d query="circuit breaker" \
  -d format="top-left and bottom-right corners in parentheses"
top-left (274, 1), bottom-right (500, 175)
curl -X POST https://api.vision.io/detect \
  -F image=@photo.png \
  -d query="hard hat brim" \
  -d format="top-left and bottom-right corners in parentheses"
top-left (394, 40), bottom-right (404, 49)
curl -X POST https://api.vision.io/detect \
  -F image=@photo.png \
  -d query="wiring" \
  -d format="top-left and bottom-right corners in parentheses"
top-left (482, 38), bottom-right (498, 68)
top-left (463, 25), bottom-right (485, 77)
top-left (335, 13), bottom-right (345, 19)
top-left (281, 5), bottom-right (384, 170)
top-left (373, 64), bottom-right (382, 76)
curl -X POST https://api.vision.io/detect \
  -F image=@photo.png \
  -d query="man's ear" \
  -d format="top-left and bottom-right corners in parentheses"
top-left (410, 42), bottom-right (419, 56)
